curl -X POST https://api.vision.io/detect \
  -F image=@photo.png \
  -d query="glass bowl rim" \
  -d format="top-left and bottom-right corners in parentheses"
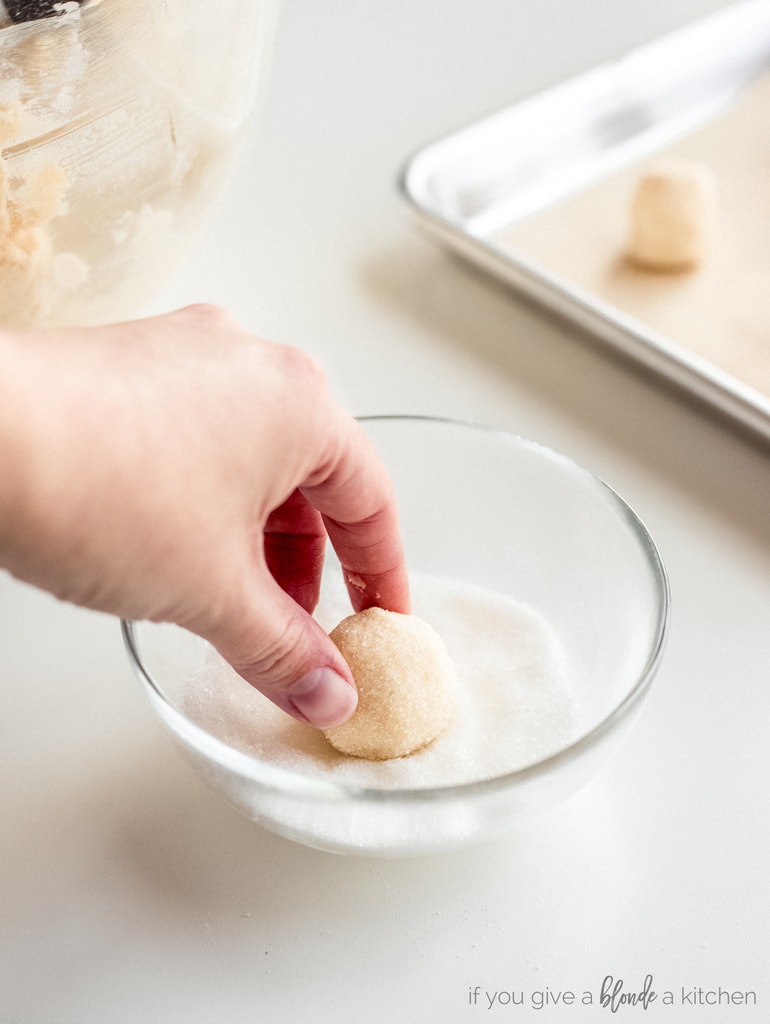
top-left (122, 415), bottom-right (671, 806)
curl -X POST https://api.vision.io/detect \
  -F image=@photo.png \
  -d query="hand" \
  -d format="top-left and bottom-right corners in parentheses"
top-left (0, 305), bottom-right (410, 727)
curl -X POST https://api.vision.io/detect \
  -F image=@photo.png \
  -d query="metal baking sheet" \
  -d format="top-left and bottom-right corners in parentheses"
top-left (399, 0), bottom-right (770, 442)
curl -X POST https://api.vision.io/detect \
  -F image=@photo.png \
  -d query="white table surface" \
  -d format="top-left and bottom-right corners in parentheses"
top-left (2, 2), bottom-right (769, 1021)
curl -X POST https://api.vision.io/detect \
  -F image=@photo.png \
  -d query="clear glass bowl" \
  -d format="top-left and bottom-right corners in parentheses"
top-left (0, 0), bottom-right (278, 327)
top-left (122, 417), bottom-right (670, 857)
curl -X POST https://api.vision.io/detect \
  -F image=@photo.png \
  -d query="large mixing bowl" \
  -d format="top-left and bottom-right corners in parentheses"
top-left (0, 0), bottom-right (278, 327)
top-left (123, 416), bottom-right (670, 857)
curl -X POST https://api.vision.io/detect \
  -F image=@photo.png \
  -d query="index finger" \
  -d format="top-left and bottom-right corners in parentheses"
top-left (299, 419), bottom-right (411, 615)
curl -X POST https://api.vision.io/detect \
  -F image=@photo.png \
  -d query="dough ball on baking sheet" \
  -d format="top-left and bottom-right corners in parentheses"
top-left (324, 607), bottom-right (458, 761)
top-left (626, 159), bottom-right (717, 271)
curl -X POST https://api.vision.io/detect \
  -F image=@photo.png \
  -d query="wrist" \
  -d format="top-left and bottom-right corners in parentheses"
top-left (0, 329), bottom-right (85, 591)
top-left (0, 331), bottom-right (36, 565)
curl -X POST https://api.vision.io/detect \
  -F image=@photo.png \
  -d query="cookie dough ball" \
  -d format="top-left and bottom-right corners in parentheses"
top-left (626, 159), bottom-right (717, 271)
top-left (324, 607), bottom-right (458, 760)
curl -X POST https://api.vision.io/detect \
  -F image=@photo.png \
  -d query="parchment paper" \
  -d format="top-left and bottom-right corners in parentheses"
top-left (496, 75), bottom-right (770, 399)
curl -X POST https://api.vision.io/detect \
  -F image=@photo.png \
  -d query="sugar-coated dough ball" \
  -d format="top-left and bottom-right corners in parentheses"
top-left (324, 607), bottom-right (458, 760)
top-left (627, 159), bottom-right (717, 271)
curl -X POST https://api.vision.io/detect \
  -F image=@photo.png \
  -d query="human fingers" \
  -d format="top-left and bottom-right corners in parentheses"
top-left (204, 417), bottom-right (409, 728)
top-left (300, 418), bottom-right (411, 616)
top-left (208, 568), bottom-right (359, 730)
top-left (264, 489), bottom-right (327, 614)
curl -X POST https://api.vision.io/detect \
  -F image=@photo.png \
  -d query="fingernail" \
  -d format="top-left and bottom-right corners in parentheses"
top-left (287, 668), bottom-right (358, 729)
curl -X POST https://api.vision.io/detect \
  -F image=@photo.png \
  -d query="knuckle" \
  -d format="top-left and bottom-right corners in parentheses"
top-left (179, 302), bottom-right (239, 330)
top-left (278, 342), bottom-right (327, 389)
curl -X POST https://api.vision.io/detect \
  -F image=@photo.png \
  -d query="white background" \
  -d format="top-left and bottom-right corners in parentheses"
top-left (2, 1), bottom-right (769, 1021)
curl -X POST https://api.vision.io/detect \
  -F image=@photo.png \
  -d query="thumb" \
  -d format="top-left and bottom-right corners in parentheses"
top-left (208, 578), bottom-right (358, 730)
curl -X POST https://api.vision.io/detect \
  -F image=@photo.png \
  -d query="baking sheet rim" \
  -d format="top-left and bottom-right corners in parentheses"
top-left (400, 196), bottom-right (770, 442)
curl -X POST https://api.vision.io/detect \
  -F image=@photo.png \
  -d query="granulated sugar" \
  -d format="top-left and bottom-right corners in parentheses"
top-left (183, 573), bottom-right (577, 790)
